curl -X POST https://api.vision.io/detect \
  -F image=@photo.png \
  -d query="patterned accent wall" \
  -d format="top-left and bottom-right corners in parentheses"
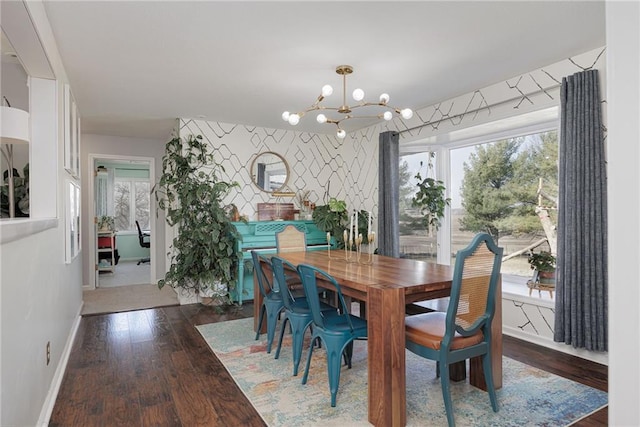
top-left (178, 120), bottom-right (380, 223)
top-left (177, 46), bottom-right (606, 229)
top-left (388, 47), bottom-right (607, 146)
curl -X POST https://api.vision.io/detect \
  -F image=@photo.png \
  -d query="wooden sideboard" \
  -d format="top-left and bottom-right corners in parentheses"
top-left (230, 220), bottom-right (329, 304)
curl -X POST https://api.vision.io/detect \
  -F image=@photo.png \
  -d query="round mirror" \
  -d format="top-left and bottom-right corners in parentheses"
top-left (250, 152), bottom-right (289, 193)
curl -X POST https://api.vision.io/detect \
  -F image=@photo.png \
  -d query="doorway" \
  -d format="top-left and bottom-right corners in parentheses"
top-left (89, 154), bottom-right (156, 289)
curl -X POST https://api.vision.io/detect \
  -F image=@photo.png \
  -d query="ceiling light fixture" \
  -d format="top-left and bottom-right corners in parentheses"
top-left (282, 65), bottom-right (413, 139)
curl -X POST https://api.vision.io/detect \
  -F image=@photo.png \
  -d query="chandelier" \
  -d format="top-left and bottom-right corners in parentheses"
top-left (282, 65), bottom-right (413, 139)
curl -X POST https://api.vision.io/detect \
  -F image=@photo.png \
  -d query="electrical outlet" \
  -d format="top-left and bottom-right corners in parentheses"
top-left (46, 341), bottom-right (51, 365)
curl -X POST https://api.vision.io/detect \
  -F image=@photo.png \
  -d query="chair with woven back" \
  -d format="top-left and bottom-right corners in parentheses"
top-left (297, 263), bottom-right (368, 407)
top-left (275, 224), bottom-right (307, 253)
top-left (404, 232), bottom-right (503, 427)
top-left (252, 250), bottom-right (284, 353)
top-left (271, 256), bottom-right (336, 376)
top-left (276, 224), bottom-right (337, 305)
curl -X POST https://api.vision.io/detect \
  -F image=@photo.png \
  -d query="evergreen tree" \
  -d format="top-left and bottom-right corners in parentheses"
top-left (459, 138), bottom-right (521, 243)
top-left (459, 131), bottom-right (558, 245)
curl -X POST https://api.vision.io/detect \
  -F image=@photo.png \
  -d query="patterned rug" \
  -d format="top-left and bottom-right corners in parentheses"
top-left (196, 318), bottom-right (607, 426)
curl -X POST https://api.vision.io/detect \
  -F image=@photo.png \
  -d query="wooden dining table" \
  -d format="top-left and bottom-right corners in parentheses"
top-left (253, 250), bottom-right (502, 427)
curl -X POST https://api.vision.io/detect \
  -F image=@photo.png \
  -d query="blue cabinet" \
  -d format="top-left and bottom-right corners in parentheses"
top-left (230, 220), bottom-right (329, 304)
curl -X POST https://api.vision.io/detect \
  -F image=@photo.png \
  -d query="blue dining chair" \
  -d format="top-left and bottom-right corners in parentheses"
top-left (252, 251), bottom-right (284, 353)
top-left (404, 232), bottom-right (503, 427)
top-left (297, 263), bottom-right (368, 407)
top-left (271, 256), bottom-right (336, 376)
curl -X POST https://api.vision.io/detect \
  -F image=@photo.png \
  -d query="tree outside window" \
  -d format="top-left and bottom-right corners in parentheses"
top-left (114, 179), bottom-right (150, 231)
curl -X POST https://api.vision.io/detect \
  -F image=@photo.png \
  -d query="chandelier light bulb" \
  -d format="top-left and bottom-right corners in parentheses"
top-left (288, 113), bottom-right (300, 125)
top-left (379, 93), bottom-right (390, 104)
top-left (282, 111), bottom-right (290, 122)
top-left (322, 84), bottom-right (333, 97)
top-left (316, 114), bottom-right (327, 124)
top-left (336, 129), bottom-right (346, 139)
top-left (383, 111), bottom-right (393, 121)
top-left (352, 88), bottom-right (365, 102)
top-left (401, 108), bottom-right (414, 120)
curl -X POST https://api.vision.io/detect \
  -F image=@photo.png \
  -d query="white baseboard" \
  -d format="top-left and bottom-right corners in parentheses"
top-left (503, 325), bottom-right (609, 365)
top-left (37, 305), bottom-right (83, 426)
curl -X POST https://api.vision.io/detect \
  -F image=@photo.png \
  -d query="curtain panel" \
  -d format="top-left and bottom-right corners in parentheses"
top-left (378, 131), bottom-right (400, 257)
top-left (554, 69), bottom-right (608, 352)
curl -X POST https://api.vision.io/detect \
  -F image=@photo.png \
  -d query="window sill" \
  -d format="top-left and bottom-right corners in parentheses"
top-left (502, 274), bottom-right (555, 308)
top-left (0, 218), bottom-right (58, 244)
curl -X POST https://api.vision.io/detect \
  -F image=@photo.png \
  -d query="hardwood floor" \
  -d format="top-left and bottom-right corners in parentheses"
top-left (49, 303), bottom-right (607, 426)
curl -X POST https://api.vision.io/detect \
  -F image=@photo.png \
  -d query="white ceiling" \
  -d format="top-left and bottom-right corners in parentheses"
top-left (41, 1), bottom-right (605, 140)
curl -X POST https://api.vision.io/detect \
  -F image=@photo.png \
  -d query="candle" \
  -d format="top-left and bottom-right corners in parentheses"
top-left (349, 214), bottom-right (353, 245)
top-left (354, 210), bottom-right (358, 243)
top-left (327, 232), bottom-right (331, 244)
top-left (343, 229), bottom-right (348, 245)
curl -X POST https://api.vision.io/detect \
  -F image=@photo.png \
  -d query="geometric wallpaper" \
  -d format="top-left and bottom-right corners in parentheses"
top-left (178, 47), bottom-right (606, 229)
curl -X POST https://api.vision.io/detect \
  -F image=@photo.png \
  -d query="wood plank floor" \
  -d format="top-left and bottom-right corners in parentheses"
top-left (49, 303), bottom-right (607, 426)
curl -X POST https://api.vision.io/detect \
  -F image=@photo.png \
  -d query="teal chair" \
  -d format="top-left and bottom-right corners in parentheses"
top-left (297, 264), bottom-right (368, 407)
top-left (271, 256), bottom-right (336, 376)
top-left (252, 251), bottom-right (284, 353)
top-left (405, 232), bottom-right (503, 427)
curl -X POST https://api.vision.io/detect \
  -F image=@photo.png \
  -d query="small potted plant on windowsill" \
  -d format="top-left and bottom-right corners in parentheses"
top-left (97, 215), bottom-right (116, 232)
top-left (528, 251), bottom-right (556, 284)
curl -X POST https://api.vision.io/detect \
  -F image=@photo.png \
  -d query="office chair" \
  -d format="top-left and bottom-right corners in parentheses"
top-left (135, 220), bottom-right (150, 265)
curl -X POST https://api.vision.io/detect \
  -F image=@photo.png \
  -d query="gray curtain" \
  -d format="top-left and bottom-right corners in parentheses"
top-left (378, 131), bottom-right (400, 257)
top-left (554, 69), bottom-right (608, 352)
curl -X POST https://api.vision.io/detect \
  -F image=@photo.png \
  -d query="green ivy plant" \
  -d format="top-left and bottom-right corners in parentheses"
top-left (154, 134), bottom-right (241, 305)
top-left (412, 158), bottom-right (450, 230)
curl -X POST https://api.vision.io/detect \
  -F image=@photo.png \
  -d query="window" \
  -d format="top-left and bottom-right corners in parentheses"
top-left (114, 178), bottom-right (150, 231)
top-left (399, 109), bottom-right (559, 289)
top-left (450, 130), bottom-right (558, 282)
top-left (399, 152), bottom-right (441, 262)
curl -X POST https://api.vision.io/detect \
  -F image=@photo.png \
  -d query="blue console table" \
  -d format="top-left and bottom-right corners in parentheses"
top-left (230, 220), bottom-right (329, 304)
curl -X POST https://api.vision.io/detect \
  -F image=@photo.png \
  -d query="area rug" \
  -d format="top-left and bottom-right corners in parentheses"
top-left (82, 283), bottom-right (178, 315)
top-left (196, 318), bottom-right (607, 426)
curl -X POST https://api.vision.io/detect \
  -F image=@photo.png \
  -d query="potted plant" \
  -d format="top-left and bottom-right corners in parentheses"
top-left (312, 197), bottom-right (349, 248)
top-left (528, 250), bottom-right (556, 284)
top-left (312, 197), bottom-right (373, 248)
top-left (411, 158), bottom-right (450, 232)
top-left (154, 134), bottom-right (241, 306)
top-left (97, 215), bottom-right (115, 232)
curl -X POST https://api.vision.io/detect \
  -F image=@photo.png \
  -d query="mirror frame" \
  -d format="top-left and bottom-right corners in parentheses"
top-left (250, 151), bottom-right (290, 193)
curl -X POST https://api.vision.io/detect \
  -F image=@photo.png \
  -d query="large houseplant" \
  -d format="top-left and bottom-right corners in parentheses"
top-left (154, 134), bottom-right (241, 305)
top-left (312, 197), bottom-right (372, 248)
top-left (412, 158), bottom-right (450, 231)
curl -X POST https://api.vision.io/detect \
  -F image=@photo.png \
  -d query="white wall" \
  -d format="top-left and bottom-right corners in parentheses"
top-left (606, 1), bottom-right (640, 425)
top-left (0, 1), bottom-right (83, 425)
top-left (81, 133), bottom-right (168, 287)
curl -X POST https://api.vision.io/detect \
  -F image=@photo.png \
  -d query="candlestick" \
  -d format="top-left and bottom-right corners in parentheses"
top-left (327, 232), bottom-right (331, 258)
top-left (368, 211), bottom-right (372, 237)
top-left (368, 231), bottom-right (375, 263)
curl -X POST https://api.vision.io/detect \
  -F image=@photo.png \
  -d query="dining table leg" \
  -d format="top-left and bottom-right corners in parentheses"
top-left (367, 285), bottom-right (406, 427)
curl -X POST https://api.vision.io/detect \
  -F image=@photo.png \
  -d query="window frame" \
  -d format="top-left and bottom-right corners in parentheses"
top-left (113, 176), bottom-right (151, 232)
top-left (400, 107), bottom-right (560, 267)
